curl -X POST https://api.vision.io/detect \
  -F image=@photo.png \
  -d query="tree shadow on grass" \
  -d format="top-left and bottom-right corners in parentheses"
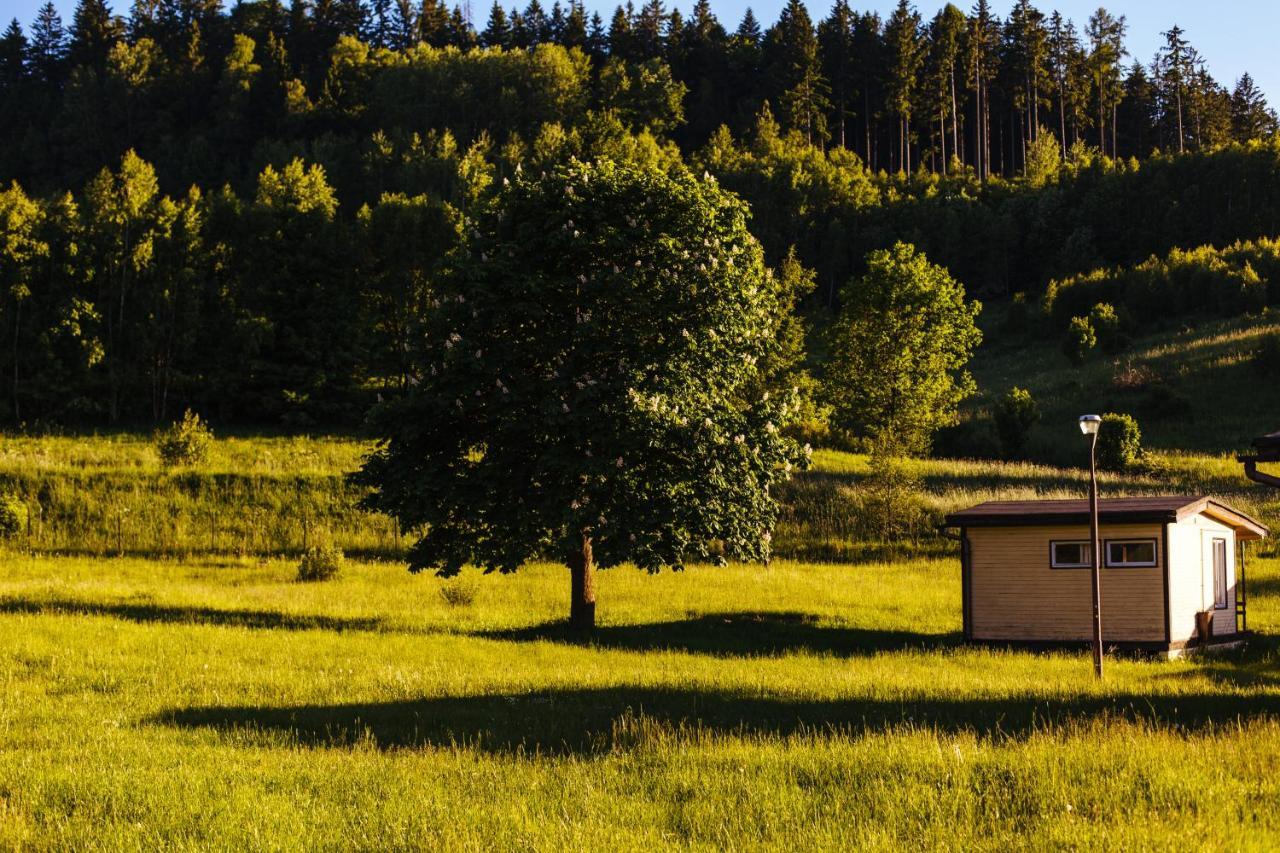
top-left (481, 612), bottom-right (963, 659)
top-left (158, 686), bottom-right (1280, 755)
top-left (0, 596), bottom-right (388, 633)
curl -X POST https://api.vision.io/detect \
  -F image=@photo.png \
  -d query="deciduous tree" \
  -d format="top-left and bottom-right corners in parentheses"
top-left (356, 161), bottom-right (807, 629)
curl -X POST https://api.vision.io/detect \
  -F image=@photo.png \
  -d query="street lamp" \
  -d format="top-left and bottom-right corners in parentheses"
top-left (1079, 414), bottom-right (1104, 679)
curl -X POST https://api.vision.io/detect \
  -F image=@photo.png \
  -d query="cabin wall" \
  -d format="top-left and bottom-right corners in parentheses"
top-left (1168, 516), bottom-right (1237, 641)
top-left (1167, 522), bottom-right (1200, 644)
top-left (967, 523), bottom-right (1166, 643)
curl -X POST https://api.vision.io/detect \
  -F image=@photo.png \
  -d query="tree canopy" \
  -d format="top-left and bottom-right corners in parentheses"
top-left (825, 241), bottom-right (981, 455)
top-left (355, 160), bottom-right (809, 627)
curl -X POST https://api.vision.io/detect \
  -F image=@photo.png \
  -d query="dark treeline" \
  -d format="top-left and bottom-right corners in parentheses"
top-left (2, 0), bottom-right (1276, 192)
top-left (2, 0), bottom-right (1280, 428)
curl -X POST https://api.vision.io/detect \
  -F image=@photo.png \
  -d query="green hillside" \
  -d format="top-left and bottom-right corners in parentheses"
top-left (957, 306), bottom-right (1280, 462)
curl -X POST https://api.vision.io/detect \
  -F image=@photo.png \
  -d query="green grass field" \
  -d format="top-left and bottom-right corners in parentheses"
top-left (1, 313), bottom-right (1278, 851)
top-left (4, 551), bottom-right (1280, 849)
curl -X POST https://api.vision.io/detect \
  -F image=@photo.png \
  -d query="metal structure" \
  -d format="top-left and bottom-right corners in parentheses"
top-left (1079, 415), bottom-right (1104, 679)
top-left (1239, 430), bottom-right (1280, 488)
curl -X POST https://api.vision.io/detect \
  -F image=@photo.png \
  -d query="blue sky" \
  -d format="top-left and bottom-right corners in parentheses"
top-left (6, 0), bottom-right (1276, 101)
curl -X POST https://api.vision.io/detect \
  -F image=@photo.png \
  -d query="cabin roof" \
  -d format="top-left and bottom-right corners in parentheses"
top-left (1254, 430), bottom-right (1280, 452)
top-left (945, 496), bottom-right (1269, 540)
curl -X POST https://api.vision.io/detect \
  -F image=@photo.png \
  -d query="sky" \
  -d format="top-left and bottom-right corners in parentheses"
top-left (5, 0), bottom-right (1277, 101)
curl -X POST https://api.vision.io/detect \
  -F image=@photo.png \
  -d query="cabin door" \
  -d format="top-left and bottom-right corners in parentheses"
top-left (1212, 538), bottom-right (1228, 634)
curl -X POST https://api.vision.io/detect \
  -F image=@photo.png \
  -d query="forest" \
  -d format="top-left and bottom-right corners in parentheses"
top-left (1, 0), bottom-right (1278, 426)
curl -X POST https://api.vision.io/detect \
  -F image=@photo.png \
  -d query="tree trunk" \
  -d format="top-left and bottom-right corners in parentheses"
top-left (568, 533), bottom-right (596, 630)
top-left (950, 64), bottom-right (959, 167)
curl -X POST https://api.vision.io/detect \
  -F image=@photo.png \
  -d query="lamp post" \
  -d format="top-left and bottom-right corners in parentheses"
top-left (1079, 414), bottom-right (1104, 679)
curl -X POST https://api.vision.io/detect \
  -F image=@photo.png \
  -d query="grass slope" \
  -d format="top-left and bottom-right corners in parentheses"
top-left (965, 309), bottom-right (1280, 460)
top-left (3, 553), bottom-right (1280, 849)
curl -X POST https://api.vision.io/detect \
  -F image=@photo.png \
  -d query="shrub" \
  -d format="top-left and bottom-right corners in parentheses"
top-left (856, 450), bottom-right (929, 543)
top-left (438, 578), bottom-right (479, 607)
top-left (155, 409), bottom-right (213, 467)
top-left (1096, 412), bottom-right (1143, 471)
top-left (1255, 334), bottom-right (1280, 375)
top-left (1089, 302), bottom-right (1131, 355)
top-left (993, 387), bottom-right (1040, 458)
top-left (297, 543), bottom-right (344, 582)
top-left (1062, 315), bottom-right (1096, 365)
top-left (0, 494), bottom-right (28, 539)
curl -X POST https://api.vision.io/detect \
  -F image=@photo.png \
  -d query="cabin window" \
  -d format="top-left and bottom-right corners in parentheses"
top-left (1105, 539), bottom-right (1158, 568)
top-left (1050, 540), bottom-right (1092, 568)
top-left (1213, 538), bottom-right (1228, 610)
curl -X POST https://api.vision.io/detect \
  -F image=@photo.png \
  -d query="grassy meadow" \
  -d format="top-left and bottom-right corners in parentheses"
top-left (1, 304), bottom-right (1279, 851)
top-left (4, 551), bottom-right (1280, 849)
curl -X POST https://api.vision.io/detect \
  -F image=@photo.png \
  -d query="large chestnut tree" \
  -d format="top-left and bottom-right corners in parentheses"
top-left (356, 160), bottom-right (808, 629)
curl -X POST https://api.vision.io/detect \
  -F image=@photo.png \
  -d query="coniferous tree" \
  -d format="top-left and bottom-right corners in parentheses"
top-left (607, 4), bottom-right (633, 59)
top-left (585, 11), bottom-right (606, 57)
top-left (0, 20), bottom-right (27, 91)
top-left (522, 0), bottom-right (548, 44)
top-left (966, 0), bottom-right (997, 178)
top-left (1117, 60), bottom-right (1156, 157)
top-left (29, 3), bottom-right (69, 85)
top-left (69, 0), bottom-right (125, 72)
top-left (924, 4), bottom-right (964, 170)
top-left (764, 0), bottom-right (829, 146)
top-left (481, 0), bottom-right (509, 47)
top-left (447, 6), bottom-right (476, 47)
top-left (1086, 8), bottom-right (1126, 157)
top-left (390, 0), bottom-right (417, 47)
top-left (850, 11), bottom-right (882, 167)
top-left (1231, 73), bottom-right (1278, 142)
top-left (1004, 0), bottom-right (1048, 172)
top-left (818, 0), bottom-right (855, 150)
top-left (561, 1), bottom-right (587, 48)
top-left (1155, 24), bottom-right (1192, 152)
top-left (883, 0), bottom-right (921, 171)
top-left (632, 0), bottom-right (664, 59)
top-left (418, 0), bottom-right (449, 45)
top-left (1046, 11), bottom-right (1084, 155)
top-left (729, 8), bottom-right (764, 130)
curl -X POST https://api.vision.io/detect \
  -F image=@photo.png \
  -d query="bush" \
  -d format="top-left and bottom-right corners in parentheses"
top-left (1089, 302), bottom-right (1131, 355)
top-left (1255, 334), bottom-right (1280, 375)
top-left (297, 543), bottom-right (344, 582)
top-left (856, 450), bottom-right (929, 543)
top-left (0, 494), bottom-right (28, 539)
top-left (993, 387), bottom-right (1040, 458)
top-left (1062, 315), bottom-right (1096, 365)
top-left (438, 578), bottom-right (479, 607)
top-left (155, 409), bottom-right (213, 467)
top-left (1096, 412), bottom-right (1143, 471)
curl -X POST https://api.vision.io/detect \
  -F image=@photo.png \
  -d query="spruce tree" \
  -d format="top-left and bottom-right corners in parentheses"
top-left (481, 0), bottom-right (509, 47)
top-left (69, 0), bottom-right (124, 71)
top-left (0, 20), bottom-right (28, 93)
top-left (764, 0), bottom-right (830, 145)
top-left (818, 0), bottom-right (855, 149)
top-left (29, 2), bottom-right (68, 85)
top-left (883, 0), bottom-right (921, 171)
top-left (1085, 8), bottom-right (1126, 157)
top-left (1231, 73), bottom-right (1277, 142)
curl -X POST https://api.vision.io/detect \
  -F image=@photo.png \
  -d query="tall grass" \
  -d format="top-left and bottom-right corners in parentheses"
top-left (0, 434), bottom-right (396, 558)
top-left (2, 554), bottom-right (1280, 848)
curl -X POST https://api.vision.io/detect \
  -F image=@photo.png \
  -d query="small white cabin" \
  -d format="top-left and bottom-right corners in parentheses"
top-left (944, 497), bottom-right (1269, 655)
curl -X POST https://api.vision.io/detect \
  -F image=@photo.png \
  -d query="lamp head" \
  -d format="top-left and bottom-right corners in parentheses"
top-left (1079, 414), bottom-right (1102, 436)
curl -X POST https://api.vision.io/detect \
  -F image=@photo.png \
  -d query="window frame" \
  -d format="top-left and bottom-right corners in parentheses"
top-left (1049, 540), bottom-right (1093, 569)
top-left (1212, 537), bottom-right (1229, 611)
top-left (1104, 538), bottom-right (1159, 569)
